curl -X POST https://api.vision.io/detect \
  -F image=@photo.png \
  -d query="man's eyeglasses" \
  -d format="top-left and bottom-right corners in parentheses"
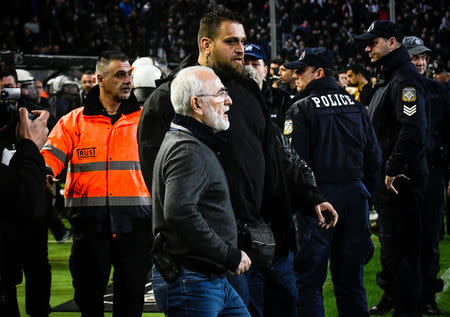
top-left (197, 88), bottom-right (229, 100)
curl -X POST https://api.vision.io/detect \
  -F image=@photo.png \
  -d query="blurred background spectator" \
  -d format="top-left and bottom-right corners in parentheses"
top-left (0, 1), bottom-right (448, 75)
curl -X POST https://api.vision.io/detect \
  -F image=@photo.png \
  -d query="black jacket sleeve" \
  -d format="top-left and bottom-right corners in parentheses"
top-left (361, 107), bottom-right (382, 195)
top-left (385, 82), bottom-right (427, 176)
top-left (273, 123), bottom-right (325, 213)
top-left (1, 139), bottom-right (47, 220)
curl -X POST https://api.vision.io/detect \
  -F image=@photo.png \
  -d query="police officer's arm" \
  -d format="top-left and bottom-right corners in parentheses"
top-left (284, 103), bottom-right (310, 162)
top-left (439, 85), bottom-right (450, 194)
top-left (40, 116), bottom-right (75, 177)
top-left (385, 84), bottom-right (427, 178)
top-left (361, 107), bottom-right (382, 195)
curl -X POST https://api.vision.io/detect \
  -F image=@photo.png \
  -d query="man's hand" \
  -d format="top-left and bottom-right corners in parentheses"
top-left (385, 174), bottom-right (410, 195)
top-left (17, 108), bottom-right (49, 149)
top-left (234, 251), bottom-right (251, 275)
top-left (447, 180), bottom-right (450, 196)
top-left (314, 202), bottom-right (338, 229)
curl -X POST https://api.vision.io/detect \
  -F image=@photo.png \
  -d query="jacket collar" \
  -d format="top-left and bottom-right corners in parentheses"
top-left (172, 113), bottom-right (225, 152)
top-left (373, 46), bottom-right (411, 85)
top-left (297, 76), bottom-right (338, 99)
top-left (82, 85), bottom-right (140, 116)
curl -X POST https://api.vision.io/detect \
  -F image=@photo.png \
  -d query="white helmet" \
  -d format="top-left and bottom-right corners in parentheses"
top-left (47, 75), bottom-right (81, 95)
top-left (16, 69), bottom-right (34, 82)
top-left (132, 57), bottom-right (154, 69)
top-left (132, 64), bottom-right (162, 102)
top-left (16, 69), bottom-right (37, 101)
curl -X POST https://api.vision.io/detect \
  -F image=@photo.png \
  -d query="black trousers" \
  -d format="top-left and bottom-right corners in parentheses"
top-left (421, 167), bottom-right (445, 300)
top-left (22, 221), bottom-right (51, 317)
top-left (375, 177), bottom-right (425, 317)
top-left (69, 231), bottom-right (153, 317)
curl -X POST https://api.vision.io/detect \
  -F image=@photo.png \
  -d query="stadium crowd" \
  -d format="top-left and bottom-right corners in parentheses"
top-left (0, 0), bottom-right (448, 70)
top-left (1, 2), bottom-right (450, 317)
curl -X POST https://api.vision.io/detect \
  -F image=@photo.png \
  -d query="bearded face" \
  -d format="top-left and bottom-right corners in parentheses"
top-left (207, 21), bottom-right (246, 77)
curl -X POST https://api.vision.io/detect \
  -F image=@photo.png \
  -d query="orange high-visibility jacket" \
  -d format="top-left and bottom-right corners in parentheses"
top-left (41, 100), bottom-right (151, 233)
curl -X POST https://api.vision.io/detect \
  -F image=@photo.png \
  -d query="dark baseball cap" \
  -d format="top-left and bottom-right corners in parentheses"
top-left (244, 44), bottom-right (267, 63)
top-left (433, 63), bottom-right (448, 74)
top-left (354, 20), bottom-right (403, 42)
top-left (284, 47), bottom-right (334, 70)
top-left (402, 36), bottom-right (431, 55)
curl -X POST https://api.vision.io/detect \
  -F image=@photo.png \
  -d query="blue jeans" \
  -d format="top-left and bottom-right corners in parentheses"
top-left (227, 252), bottom-right (297, 317)
top-left (152, 266), bottom-right (250, 317)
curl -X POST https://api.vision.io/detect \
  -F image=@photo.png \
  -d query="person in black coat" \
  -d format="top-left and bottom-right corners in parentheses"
top-left (356, 20), bottom-right (428, 317)
top-left (284, 47), bottom-right (382, 317)
top-left (401, 35), bottom-right (449, 315)
top-left (138, 8), bottom-right (338, 317)
top-left (0, 105), bottom-right (49, 317)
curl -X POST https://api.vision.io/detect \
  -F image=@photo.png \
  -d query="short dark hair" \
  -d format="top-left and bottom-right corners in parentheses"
top-left (348, 64), bottom-right (370, 81)
top-left (198, 9), bottom-right (244, 44)
top-left (83, 69), bottom-right (95, 76)
top-left (312, 67), bottom-right (334, 78)
top-left (0, 68), bottom-right (18, 84)
top-left (270, 58), bottom-right (283, 66)
top-left (96, 50), bottom-right (129, 74)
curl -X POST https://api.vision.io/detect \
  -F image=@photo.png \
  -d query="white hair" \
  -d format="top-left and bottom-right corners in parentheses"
top-left (170, 66), bottom-right (216, 115)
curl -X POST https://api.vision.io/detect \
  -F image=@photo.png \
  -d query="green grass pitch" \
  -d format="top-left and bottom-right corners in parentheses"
top-left (16, 222), bottom-right (450, 317)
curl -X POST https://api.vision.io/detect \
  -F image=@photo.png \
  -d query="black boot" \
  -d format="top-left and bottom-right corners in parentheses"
top-left (369, 294), bottom-right (393, 315)
top-left (423, 297), bottom-right (444, 315)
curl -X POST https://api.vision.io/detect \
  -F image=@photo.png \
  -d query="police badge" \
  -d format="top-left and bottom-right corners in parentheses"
top-left (402, 87), bottom-right (416, 102)
top-left (283, 120), bottom-right (293, 135)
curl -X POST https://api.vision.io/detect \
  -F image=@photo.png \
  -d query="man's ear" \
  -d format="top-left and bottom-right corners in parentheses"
top-left (388, 37), bottom-right (398, 49)
top-left (16, 82), bottom-right (21, 88)
top-left (200, 37), bottom-right (213, 56)
top-left (190, 96), bottom-right (204, 116)
top-left (316, 68), bottom-right (325, 79)
top-left (97, 74), bottom-right (103, 87)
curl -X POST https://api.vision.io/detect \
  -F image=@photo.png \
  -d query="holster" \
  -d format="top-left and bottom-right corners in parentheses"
top-left (152, 233), bottom-right (182, 283)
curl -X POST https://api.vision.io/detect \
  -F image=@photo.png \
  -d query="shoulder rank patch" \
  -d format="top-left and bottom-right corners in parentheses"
top-left (403, 104), bottom-right (417, 116)
top-left (402, 87), bottom-right (416, 102)
top-left (284, 120), bottom-right (293, 135)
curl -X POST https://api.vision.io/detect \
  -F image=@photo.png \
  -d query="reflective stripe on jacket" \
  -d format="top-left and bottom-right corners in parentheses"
top-left (41, 106), bottom-right (151, 233)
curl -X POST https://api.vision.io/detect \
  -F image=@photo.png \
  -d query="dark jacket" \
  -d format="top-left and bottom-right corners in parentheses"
top-left (138, 54), bottom-right (325, 257)
top-left (152, 115), bottom-right (241, 274)
top-left (1, 139), bottom-right (47, 288)
top-left (423, 77), bottom-right (450, 172)
top-left (285, 77), bottom-right (382, 194)
top-left (368, 46), bottom-right (428, 179)
top-left (359, 83), bottom-right (375, 108)
top-left (262, 81), bottom-right (294, 129)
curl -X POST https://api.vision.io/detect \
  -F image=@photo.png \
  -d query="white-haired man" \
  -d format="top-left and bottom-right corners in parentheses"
top-left (151, 66), bottom-right (251, 316)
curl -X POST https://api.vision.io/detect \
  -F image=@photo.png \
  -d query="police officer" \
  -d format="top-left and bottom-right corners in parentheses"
top-left (403, 35), bottom-right (449, 315)
top-left (355, 20), bottom-right (428, 317)
top-left (244, 43), bottom-right (293, 129)
top-left (283, 47), bottom-right (382, 317)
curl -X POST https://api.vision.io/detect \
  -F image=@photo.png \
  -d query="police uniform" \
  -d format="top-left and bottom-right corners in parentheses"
top-left (421, 76), bottom-right (449, 306)
top-left (356, 22), bottom-right (428, 314)
top-left (284, 47), bottom-right (382, 317)
top-left (400, 36), bottom-right (450, 313)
